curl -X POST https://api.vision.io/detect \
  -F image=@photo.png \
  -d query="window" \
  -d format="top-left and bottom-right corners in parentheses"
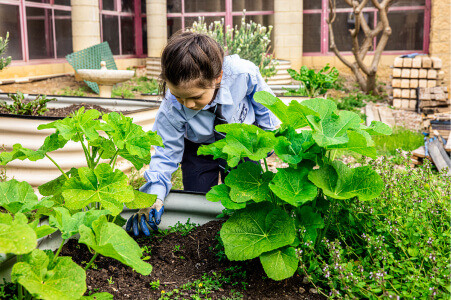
top-left (302, 0), bottom-right (431, 55)
top-left (100, 0), bottom-right (144, 56)
top-left (166, 0), bottom-right (274, 39)
top-left (0, 0), bottom-right (72, 61)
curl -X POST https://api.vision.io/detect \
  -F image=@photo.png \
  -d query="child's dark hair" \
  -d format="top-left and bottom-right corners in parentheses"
top-left (160, 31), bottom-right (224, 94)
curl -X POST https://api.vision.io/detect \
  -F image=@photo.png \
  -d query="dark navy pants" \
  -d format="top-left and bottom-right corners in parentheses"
top-left (181, 138), bottom-right (226, 193)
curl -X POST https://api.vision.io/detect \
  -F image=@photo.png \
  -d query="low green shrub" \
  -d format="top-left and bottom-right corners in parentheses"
top-left (298, 157), bottom-right (450, 298)
top-left (0, 92), bottom-right (55, 116)
top-left (284, 64), bottom-right (339, 97)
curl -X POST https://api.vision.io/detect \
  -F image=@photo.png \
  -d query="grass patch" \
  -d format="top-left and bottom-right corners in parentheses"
top-left (373, 126), bottom-right (424, 156)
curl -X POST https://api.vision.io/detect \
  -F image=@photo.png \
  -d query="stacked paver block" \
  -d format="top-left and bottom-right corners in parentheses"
top-left (391, 56), bottom-right (445, 110)
top-left (418, 86), bottom-right (450, 114)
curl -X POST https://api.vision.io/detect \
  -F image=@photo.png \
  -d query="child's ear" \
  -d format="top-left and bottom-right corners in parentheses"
top-left (215, 71), bottom-right (223, 84)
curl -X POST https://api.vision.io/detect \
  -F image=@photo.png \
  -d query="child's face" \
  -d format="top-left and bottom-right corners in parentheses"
top-left (167, 75), bottom-right (222, 110)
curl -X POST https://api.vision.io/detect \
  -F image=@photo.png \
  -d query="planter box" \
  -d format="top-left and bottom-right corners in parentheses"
top-left (0, 94), bottom-right (160, 186)
top-left (0, 190), bottom-right (224, 281)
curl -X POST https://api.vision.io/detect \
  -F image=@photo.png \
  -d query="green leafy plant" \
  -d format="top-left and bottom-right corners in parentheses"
top-left (149, 279), bottom-right (160, 290)
top-left (198, 91), bottom-right (392, 281)
top-left (60, 86), bottom-right (89, 97)
top-left (0, 92), bottom-right (55, 116)
top-left (284, 64), bottom-right (339, 97)
top-left (0, 107), bottom-right (163, 299)
top-left (189, 12), bottom-right (277, 80)
top-left (0, 32), bottom-right (11, 70)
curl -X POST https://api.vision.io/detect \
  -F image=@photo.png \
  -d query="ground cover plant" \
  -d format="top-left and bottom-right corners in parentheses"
top-left (0, 107), bottom-right (163, 299)
top-left (298, 157), bottom-right (450, 298)
top-left (198, 91), bottom-right (392, 282)
top-left (0, 92), bottom-right (55, 116)
top-left (284, 64), bottom-right (339, 98)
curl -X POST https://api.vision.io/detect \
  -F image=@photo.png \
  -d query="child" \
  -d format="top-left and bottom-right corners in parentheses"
top-left (126, 31), bottom-right (279, 236)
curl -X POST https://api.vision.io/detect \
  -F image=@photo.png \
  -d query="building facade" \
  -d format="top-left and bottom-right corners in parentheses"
top-left (0, 0), bottom-right (448, 85)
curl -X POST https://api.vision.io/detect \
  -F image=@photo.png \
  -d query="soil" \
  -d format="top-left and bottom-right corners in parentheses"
top-left (0, 104), bottom-right (113, 118)
top-left (61, 221), bottom-right (326, 300)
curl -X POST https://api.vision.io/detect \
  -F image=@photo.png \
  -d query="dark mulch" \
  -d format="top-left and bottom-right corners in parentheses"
top-left (0, 104), bottom-right (113, 118)
top-left (61, 221), bottom-right (326, 300)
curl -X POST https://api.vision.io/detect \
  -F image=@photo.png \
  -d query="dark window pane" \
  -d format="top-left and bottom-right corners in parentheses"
top-left (142, 17), bottom-right (147, 54)
top-left (121, 0), bottom-right (134, 13)
top-left (391, 0), bottom-right (425, 6)
top-left (379, 11), bottom-right (424, 50)
top-left (303, 0), bottom-right (322, 10)
top-left (141, 1), bottom-right (146, 14)
top-left (27, 7), bottom-right (55, 59)
top-left (54, 0), bottom-right (71, 5)
top-left (303, 13), bottom-right (321, 52)
top-left (55, 10), bottom-right (72, 57)
top-left (0, 4), bottom-right (22, 60)
top-left (102, 15), bottom-right (120, 55)
top-left (185, 0), bottom-right (225, 13)
top-left (102, 0), bottom-right (115, 11)
top-left (167, 0), bottom-right (182, 13)
top-left (329, 12), bottom-right (374, 52)
top-left (121, 16), bottom-right (135, 54)
top-left (167, 17), bottom-right (182, 38)
top-left (233, 0), bottom-right (274, 11)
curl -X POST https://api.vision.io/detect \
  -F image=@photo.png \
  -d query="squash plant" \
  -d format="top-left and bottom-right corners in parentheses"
top-left (198, 91), bottom-right (391, 281)
top-left (0, 107), bottom-right (163, 299)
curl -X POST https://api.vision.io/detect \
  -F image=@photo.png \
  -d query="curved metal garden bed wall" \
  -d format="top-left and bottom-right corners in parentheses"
top-left (0, 191), bottom-right (224, 281)
top-left (0, 94), bottom-right (160, 187)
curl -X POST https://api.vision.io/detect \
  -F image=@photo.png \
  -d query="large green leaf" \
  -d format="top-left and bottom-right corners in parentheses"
top-left (309, 110), bottom-right (362, 147)
top-left (300, 97), bottom-right (337, 119)
top-left (11, 249), bottom-right (86, 300)
top-left (225, 162), bottom-right (273, 203)
top-left (362, 121), bottom-right (393, 136)
top-left (206, 184), bottom-right (245, 210)
top-left (253, 91), bottom-right (317, 129)
top-left (78, 216), bottom-right (152, 275)
top-left (259, 246), bottom-right (298, 280)
top-left (62, 163), bottom-right (134, 216)
top-left (274, 128), bottom-right (315, 165)
top-left (296, 205), bottom-right (324, 242)
top-left (0, 213), bottom-right (36, 255)
top-left (326, 130), bottom-right (377, 158)
top-left (0, 179), bottom-right (38, 214)
top-left (269, 167), bottom-right (317, 207)
top-left (125, 190), bottom-right (157, 209)
top-left (38, 107), bottom-right (101, 142)
top-left (220, 203), bottom-right (296, 260)
top-left (197, 139), bottom-right (229, 161)
top-left (308, 160), bottom-right (383, 200)
top-left (49, 207), bottom-right (111, 239)
top-left (0, 133), bottom-right (67, 165)
top-left (215, 123), bottom-right (276, 167)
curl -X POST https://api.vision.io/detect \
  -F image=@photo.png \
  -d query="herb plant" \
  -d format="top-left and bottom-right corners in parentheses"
top-left (0, 107), bottom-right (163, 299)
top-left (0, 92), bottom-right (55, 116)
top-left (198, 91), bottom-right (392, 281)
top-left (284, 64), bottom-right (339, 97)
top-left (0, 32), bottom-right (11, 70)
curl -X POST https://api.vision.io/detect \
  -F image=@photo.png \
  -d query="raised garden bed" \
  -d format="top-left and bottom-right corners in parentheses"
top-left (0, 94), bottom-right (160, 186)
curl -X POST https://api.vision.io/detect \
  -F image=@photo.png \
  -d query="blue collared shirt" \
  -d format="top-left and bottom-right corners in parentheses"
top-left (140, 54), bottom-right (280, 200)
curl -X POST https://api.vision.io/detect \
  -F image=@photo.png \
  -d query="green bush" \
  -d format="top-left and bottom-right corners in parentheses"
top-left (298, 157), bottom-right (450, 299)
top-left (284, 64), bottom-right (339, 97)
top-left (189, 12), bottom-right (277, 79)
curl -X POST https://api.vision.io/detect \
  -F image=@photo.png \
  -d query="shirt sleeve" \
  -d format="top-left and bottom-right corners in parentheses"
top-left (139, 103), bottom-right (185, 201)
top-left (246, 65), bottom-right (281, 130)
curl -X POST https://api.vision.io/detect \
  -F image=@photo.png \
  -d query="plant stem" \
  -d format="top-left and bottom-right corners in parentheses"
top-left (109, 149), bottom-right (119, 168)
top-left (263, 158), bottom-right (269, 172)
top-left (53, 240), bottom-right (65, 262)
top-left (78, 133), bottom-right (91, 168)
top-left (18, 284), bottom-right (23, 300)
top-left (45, 154), bottom-right (69, 180)
top-left (84, 252), bottom-right (99, 270)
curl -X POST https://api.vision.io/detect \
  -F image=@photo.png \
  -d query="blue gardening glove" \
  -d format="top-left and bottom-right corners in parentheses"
top-left (126, 199), bottom-right (164, 236)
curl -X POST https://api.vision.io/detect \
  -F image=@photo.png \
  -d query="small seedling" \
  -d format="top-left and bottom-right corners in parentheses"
top-left (107, 277), bottom-right (114, 285)
top-left (149, 279), bottom-right (160, 290)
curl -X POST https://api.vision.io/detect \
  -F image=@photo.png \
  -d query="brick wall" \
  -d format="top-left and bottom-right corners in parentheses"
top-left (429, 0), bottom-right (450, 89)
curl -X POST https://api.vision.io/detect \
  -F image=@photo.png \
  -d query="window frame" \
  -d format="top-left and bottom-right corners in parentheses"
top-left (303, 0), bottom-right (431, 56)
top-left (166, 0), bottom-right (274, 33)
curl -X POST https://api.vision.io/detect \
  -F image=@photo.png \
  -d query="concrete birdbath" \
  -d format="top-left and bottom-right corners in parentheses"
top-left (76, 61), bottom-right (135, 98)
